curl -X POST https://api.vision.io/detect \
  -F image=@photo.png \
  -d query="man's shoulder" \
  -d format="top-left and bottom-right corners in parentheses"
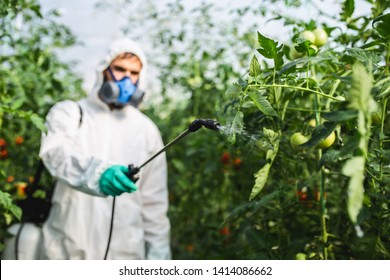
top-left (130, 109), bottom-right (161, 134)
top-left (47, 100), bottom-right (81, 120)
top-left (51, 100), bottom-right (80, 111)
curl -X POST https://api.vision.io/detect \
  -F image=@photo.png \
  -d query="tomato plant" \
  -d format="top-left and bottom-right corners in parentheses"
top-left (223, 0), bottom-right (390, 259)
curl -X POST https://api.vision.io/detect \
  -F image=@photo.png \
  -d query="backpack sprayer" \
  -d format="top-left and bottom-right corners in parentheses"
top-left (104, 118), bottom-right (221, 259)
top-left (126, 118), bottom-right (221, 182)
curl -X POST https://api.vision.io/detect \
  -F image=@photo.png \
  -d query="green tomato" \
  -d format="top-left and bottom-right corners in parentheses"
top-left (289, 45), bottom-right (304, 60)
top-left (295, 253), bottom-right (307, 260)
top-left (313, 28), bottom-right (328, 47)
top-left (317, 131), bottom-right (336, 149)
top-left (290, 132), bottom-right (308, 148)
top-left (300, 30), bottom-right (316, 43)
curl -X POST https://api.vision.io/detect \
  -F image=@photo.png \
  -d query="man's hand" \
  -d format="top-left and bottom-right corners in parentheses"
top-left (99, 165), bottom-right (137, 196)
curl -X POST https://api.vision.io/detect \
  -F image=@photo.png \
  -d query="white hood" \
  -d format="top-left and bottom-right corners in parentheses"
top-left (89, 38), bottom-right (148, 100)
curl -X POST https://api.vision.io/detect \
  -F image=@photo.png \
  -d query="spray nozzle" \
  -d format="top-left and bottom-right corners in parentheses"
top-left (188, 119), bottom-right (221, 132)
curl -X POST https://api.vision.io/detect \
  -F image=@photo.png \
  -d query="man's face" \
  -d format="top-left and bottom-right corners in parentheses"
top-left (108, 54), bottom-right (142, 84)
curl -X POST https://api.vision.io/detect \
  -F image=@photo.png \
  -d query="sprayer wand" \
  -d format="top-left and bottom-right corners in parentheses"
top-left (126, 119), bottom-right (220, 182)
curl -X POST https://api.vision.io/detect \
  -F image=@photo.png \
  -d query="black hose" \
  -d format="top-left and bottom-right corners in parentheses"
top-left (103, 197), bottom-right (116, 260)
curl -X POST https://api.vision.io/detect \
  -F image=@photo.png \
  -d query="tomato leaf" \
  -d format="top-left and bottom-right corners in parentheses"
top-left (30, 113), bottom-right (47, 132)
top-left (171, 158), bottom-right (186, 173)
top-left (225, 83), bottom-right (242, 99)
top-left (0, 190), bottom-right (13, 209)
top-left (247, 91), bottom-right (278, 117)
top-left (278, 56), bottom-right (331, 76)
top-left (321, 109), bottom-right (358, 122)
top-left (346, 48), bottom-right (381, 64)
top-left (341, 0), bottom-right (355, 21)
top-left (372, 13), bottom-right (390, 39)
top-left (249, 55), bottom-right (261, 77)
top-left (11, 97), bottom-right (25, 110)
top-left (9, 204), bottom-right (22, 222)
top-left (342, 156), bottom-right (365, 224)
top-left (250, 128), bottom-right (280, 200)
top-left (256, 32), bottom-right (284, 69)
top-left (227, 111), bottom-right (244, 144)
top-left (348, 63), bottom-right (375, 114)
top-left (257, 32), bottom-right (280, 59)
top-left (226, 190), bottom-right (280, 221)
top-left (295, 40), bottom-right (317, 56)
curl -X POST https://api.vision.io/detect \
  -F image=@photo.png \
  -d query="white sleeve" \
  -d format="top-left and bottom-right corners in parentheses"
top-left (140, 127), bottom-right (171, 260)
top-left (39, 101), bottom-right (111, 197)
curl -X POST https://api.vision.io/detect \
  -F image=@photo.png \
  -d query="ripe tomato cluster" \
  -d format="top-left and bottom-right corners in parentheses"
top-left (219, 226), bottom-right (231, 236)
top-left (219, 226), bottom-right (232, 246)
top-left (1, 135), bottom-right (29, 198)
top-left (0, 138), bottom-right (8, 160)
top-left (221, 152), bottom-right (242, 171)
top-left (296, 187), bottom-right (327, 209)
top-left (0, 136), bottom-right (25, 160)
top-left (15, 136), bottom-right (24, 145)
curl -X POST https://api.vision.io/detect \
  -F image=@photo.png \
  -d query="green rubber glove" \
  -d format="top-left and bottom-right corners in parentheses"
top-left (99, 165), bottom-right (137, 196)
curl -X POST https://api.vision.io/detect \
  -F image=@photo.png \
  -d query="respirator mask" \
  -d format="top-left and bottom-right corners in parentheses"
top-left (98, 67), bottom-right (145, 108)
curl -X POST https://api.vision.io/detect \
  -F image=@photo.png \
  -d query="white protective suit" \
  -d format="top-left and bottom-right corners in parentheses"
top-left (39, 38), bottom-right (171, 260)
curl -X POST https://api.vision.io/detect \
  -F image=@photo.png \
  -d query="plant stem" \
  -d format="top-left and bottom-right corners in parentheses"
top-left (319, 167), bottom-right (328, 259)
top-left (247, 84), bottom-right (341, 100)
top-left (311, 62), bottom-right (328, 260)
top-left (378, 97), bottom-right (389, 182)
top-left (0, 111), bottom-right (2, 132)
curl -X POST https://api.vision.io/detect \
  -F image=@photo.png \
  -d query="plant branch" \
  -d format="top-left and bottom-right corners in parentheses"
top-left (247, 84), bottom-right (342, 101)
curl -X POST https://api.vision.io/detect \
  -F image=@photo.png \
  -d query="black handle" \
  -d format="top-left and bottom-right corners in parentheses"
top-left (126, 164), bottom-right (140, 183)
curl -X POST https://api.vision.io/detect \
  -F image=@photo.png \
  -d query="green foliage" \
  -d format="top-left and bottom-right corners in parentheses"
top-left (251, 128), bottom-right (280, 200)
top-left (224, 0), bottom-right (390, 259)
top-left (0, 0), bottom-right (85, 251)
top-left (257, 32), bottom-right (284, 69)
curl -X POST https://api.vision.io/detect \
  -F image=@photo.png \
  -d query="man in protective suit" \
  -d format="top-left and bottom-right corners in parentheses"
top-left (38, 38), bottom-right (171, 260)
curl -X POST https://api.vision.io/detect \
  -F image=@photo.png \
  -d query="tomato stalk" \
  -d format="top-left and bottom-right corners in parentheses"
top-left (311, 62), bottom-right (329, 260)
top-left (247, 84), bottom-right (342, 101)
top-left (0, 111), bottom-right (3, 132)
top-left (386, 44), bottom-right (389, 76)
top-left (378, 97), bottom-right (388, 182)
top-left (319, 167), bottom-right (328, 260)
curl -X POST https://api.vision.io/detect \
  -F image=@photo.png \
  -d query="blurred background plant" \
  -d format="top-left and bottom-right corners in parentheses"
top-left (0, 0), bottom-right (85, 251)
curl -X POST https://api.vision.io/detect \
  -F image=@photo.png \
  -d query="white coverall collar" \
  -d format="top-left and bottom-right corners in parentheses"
top-left (87, 38), bottom-right (148, 109)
